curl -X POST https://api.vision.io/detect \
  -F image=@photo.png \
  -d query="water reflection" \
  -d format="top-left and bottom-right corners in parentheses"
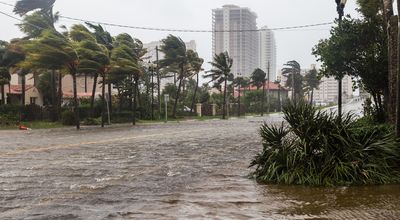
top-left (257, 184), bottom-right (400, 219)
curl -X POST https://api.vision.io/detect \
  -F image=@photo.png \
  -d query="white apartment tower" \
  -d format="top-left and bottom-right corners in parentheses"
top-left (259, 26), bottom-right (277, 81)
top-left (212, 5), bottom-right (259, 77)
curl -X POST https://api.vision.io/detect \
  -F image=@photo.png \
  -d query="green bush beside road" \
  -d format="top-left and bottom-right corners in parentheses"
top-left (251, 101), bottom-right (400, 186)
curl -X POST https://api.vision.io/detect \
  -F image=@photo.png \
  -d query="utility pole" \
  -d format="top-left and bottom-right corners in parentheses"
top-left (267, 61), bottom-right (270, 114)
top-left (156, 46), bottom-right (161, 120)
top-left (150, 62), bottom-right (154, 120)
top-left (238, 73), bottom-right (241, 117)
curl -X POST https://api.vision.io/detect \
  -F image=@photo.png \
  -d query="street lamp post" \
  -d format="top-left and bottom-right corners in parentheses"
top-left (164, 94), bottom-right (169, 123)
top-left (336, 0), bottom-right (347, 118)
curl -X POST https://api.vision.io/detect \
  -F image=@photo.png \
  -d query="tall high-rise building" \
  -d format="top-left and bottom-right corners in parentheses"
top-left (212, 5), bottom-right (259, 77)
top-left (259, 26), bottom-right (277, 81)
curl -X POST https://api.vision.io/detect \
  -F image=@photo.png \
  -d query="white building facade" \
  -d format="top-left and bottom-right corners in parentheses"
top-left (143, 40), bottom-right (197, 88)
top-left (313, 75), bottom-right (354, 105)
top-left (259, 26), bottom-right (277, 81)
top-left (212, 5), bottom-right (259, 77)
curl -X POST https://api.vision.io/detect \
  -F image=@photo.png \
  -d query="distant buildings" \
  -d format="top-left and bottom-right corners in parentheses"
top-left (143, 40), bottom-right (197, 88)
top-left (143, 40), bottom-right (197, 62)
top-left (212, 5), bottom-right (277, 80)
top-left (259, 26), bottom-right (277, 81)
top-left (212, 5), bottom-right (259, 78)
top-left (313, 75), bottom-right (354, 105)
top-left (304, 65), bottom-right (354, 105)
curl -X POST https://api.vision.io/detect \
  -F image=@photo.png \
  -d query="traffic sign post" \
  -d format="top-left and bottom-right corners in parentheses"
top-left (164, 94), bottom-right (169, 123)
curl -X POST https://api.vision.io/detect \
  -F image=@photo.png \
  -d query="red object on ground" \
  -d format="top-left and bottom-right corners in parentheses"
top-left (19, 125), bottom-right (29, 130)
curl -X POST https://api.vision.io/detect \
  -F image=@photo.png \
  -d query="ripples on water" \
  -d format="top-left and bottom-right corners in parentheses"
top-left (0, 120), bottom-right (400, 219)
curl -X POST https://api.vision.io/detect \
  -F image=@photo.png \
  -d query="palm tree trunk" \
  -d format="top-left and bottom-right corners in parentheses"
top-left (108, 83), bottom-right (112, 116)
top-left (173, 77), bottom-right (183, 118)
top-left (133, 77), bottom-right (138, 125)
top-left (49, 70), bottom-right (57, 121)
top-left (222, 78), bottom-right (227, 120)
top-left (101, 73), bottom-right (106, 128)
top-left (84, 73), bottom-right (88, 93)
top-left (90, 73), bottom-right (98, 117)
top-left (21, 74), bottom-right (26, 106)
top-left (190, 73), bottom-right (199, 113)
top-left (136, 82), bottom-right (141, 108)
top-left (58, 71), bottom-right (62, 120)
top-left (129, 75), bottom-right (133, 111)
top-left (72, 70), bottom-right (80, 130)
top-left (1, 85), bottom-right (4, 105)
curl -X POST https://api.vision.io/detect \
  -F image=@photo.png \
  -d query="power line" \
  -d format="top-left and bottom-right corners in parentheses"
top-left (59, 15), bottom-right (333, 33)
top-left (0, 1), bottom-right (334, 33)
top-left (0, 1), bottom-right (13, 7)
top-left (0, 10), bottom-right (45, 30)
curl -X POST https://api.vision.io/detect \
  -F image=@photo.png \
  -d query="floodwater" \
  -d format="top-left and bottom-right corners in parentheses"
top-left (0, 116), bottom-right (399, 219)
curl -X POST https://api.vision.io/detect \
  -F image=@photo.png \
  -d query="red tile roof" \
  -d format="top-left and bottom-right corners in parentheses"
top-left (9, 85), bottom-right (35, 94)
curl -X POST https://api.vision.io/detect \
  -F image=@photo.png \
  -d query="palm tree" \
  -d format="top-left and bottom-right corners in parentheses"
top-left (0, 41), bottom-right (10, 105)
top-left (23, 26), bottom-right (102, 129)
top-left (189, 52), bottom-right (204, 114)
top-left (304, 67), bottom-right (321, 105)
top-left (85, 23), bottom-right (114, 118)
top-left (15, 0), bottom-right (62, 119)
top-left (251, 68), bottom-right (267, 116)
top-left (71, 25), bottom-right (110, 127)
top-left (232, 76), bottom-right (248, 117)
top-left (160, 35), bottom-right (193, 118)
top-left (86, 23), bottom-right (114, 117)
top-left (204, 52), bottom-right (233, 119)
top-left (110, 33), bottom-right (141, 125)
top-left (0, 42), bottom-right (11, 105)
top-left (2, 40), bottom-right (26, 105)
top-left (282, 60), bottom-right (302, 101)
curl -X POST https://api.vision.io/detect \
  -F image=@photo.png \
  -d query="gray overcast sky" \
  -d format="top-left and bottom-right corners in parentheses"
top-left (0, 0), bottom-right (360, 73)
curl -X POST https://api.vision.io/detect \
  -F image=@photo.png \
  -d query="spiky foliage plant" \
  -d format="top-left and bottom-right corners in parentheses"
top-left (251, 101), bottom-right (400, 186)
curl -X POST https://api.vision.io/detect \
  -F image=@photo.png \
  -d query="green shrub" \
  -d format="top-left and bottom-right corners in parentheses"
top-left (0, 113), bottom-right (18, 126)
top-left (82, 117), bottom-right (101, 125)
top-left (250, 101), bottom-right (400, 186)
top-left (61, 111), bottom-right (76, 126)
top-left (111, 111), bottom-right (132, 123)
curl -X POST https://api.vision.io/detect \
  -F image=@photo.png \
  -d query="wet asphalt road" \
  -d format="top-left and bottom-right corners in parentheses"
top-left (1, 113), bottom-right (400, 220)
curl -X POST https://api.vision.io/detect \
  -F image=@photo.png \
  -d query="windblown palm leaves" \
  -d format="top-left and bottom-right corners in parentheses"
top-left (0, 45), bottom-right (10, 104)
top-left (251, 101), bottom-right (400, 186)
top-left (282, 60), bottom-right (303, 100)
top-left (251, 68), bottom-right (266, 90)
top-left (14, 0), bottom-right (55, 16)
top-left (22, 25), bottom-right (108, 129)
top-left (204, 51), bottom-right (233, 119)
top-left (160, 35), bottom-right (200, 118)
top-left (110, 33), bottom-right (144, 125)
top-left (18, 11), bottom-right (55, 39)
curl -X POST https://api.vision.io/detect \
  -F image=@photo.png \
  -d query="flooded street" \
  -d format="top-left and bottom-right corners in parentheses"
top-left (0, 116), bottom-right (400, 219)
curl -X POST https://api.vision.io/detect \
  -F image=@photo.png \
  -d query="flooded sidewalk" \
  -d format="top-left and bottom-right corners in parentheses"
top-left (0, 118), bottom-right (399, 219)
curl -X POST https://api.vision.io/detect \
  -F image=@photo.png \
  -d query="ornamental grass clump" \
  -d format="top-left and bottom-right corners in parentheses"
top-left (250, 101), bottom-right (400, 186)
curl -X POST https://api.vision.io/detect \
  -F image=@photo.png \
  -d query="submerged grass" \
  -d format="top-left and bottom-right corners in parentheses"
top-left (250, 101), bottom-right (400, 186)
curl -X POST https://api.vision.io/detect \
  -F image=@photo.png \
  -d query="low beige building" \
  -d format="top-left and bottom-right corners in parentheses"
top-left (1, 73), bottom-right (43, 106)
